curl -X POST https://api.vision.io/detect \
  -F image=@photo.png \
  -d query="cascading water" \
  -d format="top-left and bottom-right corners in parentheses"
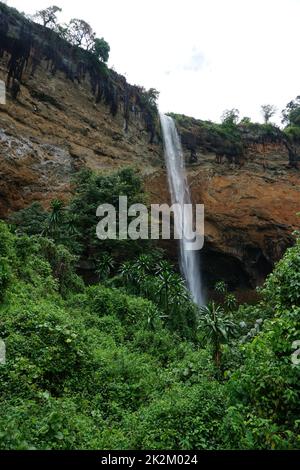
top-left (160, 113), bottom-right (204, 306)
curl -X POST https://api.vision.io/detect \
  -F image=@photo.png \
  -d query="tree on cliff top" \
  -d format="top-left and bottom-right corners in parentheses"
top-left (92, 37), bottom-right (110, 63)
top-left (221, 108), bottom-right (240, 126)
top-left (32, 8), bottom-right (110, 63)
top-left (33, 5), bottom-right (62, 28)
top-left (261, 104), bottom-right (277, 123)
top-left (282, 96), bottom-right (300, 126)
top-left (65, 18), bottom-right (95, 50)
top-left (61, 18), bottom-right (110, 62)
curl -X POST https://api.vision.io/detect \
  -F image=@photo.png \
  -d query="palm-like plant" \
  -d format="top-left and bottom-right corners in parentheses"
top-left (134, 254), bottom-right (154, 274)
top-left (156, 269), bottom-right (186, 314)
top-left (214, 280), bottom-right (238, 314)
top-left (119, 261), bottom-right (137, 293)
top-left (64, 213), bottom-right (80, 237)
top-left (168, 274), bottom-right (189, 300)
top-left (44, 199), bottom-right (65, 241)
top-left (156, 260), bottom-right (173, 275)
top-left (96, 253), bottom-right (115, 281)
top-left (224, 293), bottom-right (237, 312)
top-left (157, 269), bottom-right (173, 315)
top-left (214, 280), bottom-right (227, 295)
top-left (198, 302), bottom-right (238, 367)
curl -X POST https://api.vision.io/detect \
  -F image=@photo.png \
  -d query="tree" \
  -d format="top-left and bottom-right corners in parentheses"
top-left (10, 202), bottom-right (48, 236)
top-left (221, 108), bottom-right (239, 126)
top-left (33, 5), bottom-right (62, 29)
top-left (261, 104), bottom-right (276, 123)
top-left (146, 88), bottom-right (160, 107)
top-left (119, 261), bottom-right (136, 285)
top-left (156, 267), bottom-right (186, 317)
top-left (214, 281), bottom-right (227, 295)
top-left (282, 96), bottom-right (300, 126)
top-left (65, 19), bottom-right (95, 50)
top-left (214, 281), bottom-right (237, 313)
top-left (92, 37), bottom-right (110, 63)
top-left (134, 254), bottom-right (155, 276)
top-left (199, 302), bottom-right (238, 367)
top-left (96, 253), bottom-right (115, 281)
top-left (44, 199), bottom-right (65, 242)
top-left (240, 116), bottom-right (252, 125)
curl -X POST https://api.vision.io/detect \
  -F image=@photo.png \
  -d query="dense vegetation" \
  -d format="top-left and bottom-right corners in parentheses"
top-left (0, 168), bottom-right (299, 450)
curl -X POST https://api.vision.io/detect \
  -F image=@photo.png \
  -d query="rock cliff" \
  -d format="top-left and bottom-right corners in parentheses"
top-left (0, 3), bottom-right (161, 215)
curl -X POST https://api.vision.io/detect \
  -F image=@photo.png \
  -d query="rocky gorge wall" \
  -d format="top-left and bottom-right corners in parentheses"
top-left (0, 3), bottom-right (161, 216)
top-left (1, 4), bottom-right (300, 290)
top-left (146, 145), bottom-right (299, 289)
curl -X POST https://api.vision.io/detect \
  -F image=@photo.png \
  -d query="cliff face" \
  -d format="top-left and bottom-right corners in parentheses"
top-left (1, 4), bottom-right (299, 290)
top-left (173, 117), bottom-right (300, 287)
top-left (150, 116), bottom-right (299, 288)
top-left (0, 4), bottom-right (161, 215)
top-left (146, 147), bottom-right (299, 288)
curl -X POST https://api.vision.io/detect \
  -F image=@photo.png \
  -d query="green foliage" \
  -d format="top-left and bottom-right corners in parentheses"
top-left (10, 202), bottom-right (48, 236)
top-left (86, 285), bottom-right (161, 335)
top-left (198, 302), bottom-right (239, 367)
top-left (0, 397), bottom-right (103, 450)
top-left (222, 237), bottom-right (300, 449)
top-left (0, 218), bottom-right (227, 450)
top-left (120, 381), bottom-right (226, 450)
top-left (92, 37), bottom-right (110, 63)
top-left (0, 299), bottom-right (90, 397)
top-left (284, 125), bottom-right (300, 143)
top-left (221, 108), bottom-right (240, 126)
top-left (214, 280), bottom-right (227, 295)
top-left (96, 253), bottom-right (115, 281)
top-left (0, 221), bottom-right (14, 300)
top-left (240, 116), bottom-right (251, 124)
top-left (261, 237), bottom-right (300, 308)
top-left (11, 167), bottom-right (148, 274)
top-left (2, 171), bottom-right (300, 450)
top-left (138, 88), bottom-right (159, 142)
top-left (282, 96), bottom-right (300, 126)
top-left (118, 254), bottom-right (197, 339)
top-left (68, 167), bottom-right (151, 267)
top-left (171, 112), bottom-right (286, 165)
top-left (32, 7), bottom-right (110, 63)
top-left (223, 310), bottom-right (300, 448)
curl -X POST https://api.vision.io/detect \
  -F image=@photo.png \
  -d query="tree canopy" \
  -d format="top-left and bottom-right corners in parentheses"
top-left (32, 6), bottom-right (110, 63)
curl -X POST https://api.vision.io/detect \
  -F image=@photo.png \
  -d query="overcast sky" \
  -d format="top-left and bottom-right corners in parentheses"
top-left (6, 0), bottom-right (300, 124)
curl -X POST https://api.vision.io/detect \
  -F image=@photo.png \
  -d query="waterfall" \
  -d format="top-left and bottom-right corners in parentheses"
top-left (160, 113), bottom-right (204, 306)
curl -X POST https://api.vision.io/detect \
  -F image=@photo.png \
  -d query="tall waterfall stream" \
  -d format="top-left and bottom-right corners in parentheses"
top-left (160, 113), bottom-right (204, 305)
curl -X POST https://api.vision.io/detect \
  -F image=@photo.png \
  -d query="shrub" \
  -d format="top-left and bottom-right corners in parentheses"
top-left (261, 237), bottom-right (300, 308)
top-left (121, 381), bottom-right (226, 450)
top-left (87, 285), bottom-right (160, 336)
top-left (0, 397), bottom-right (103, 450)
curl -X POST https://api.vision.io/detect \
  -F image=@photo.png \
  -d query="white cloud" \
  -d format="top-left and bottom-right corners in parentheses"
top-left (7, 0), bottom-right (300, 124)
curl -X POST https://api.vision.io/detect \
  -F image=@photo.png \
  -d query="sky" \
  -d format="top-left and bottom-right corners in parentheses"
top-left (6, 0), bottom-right (300, 124)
